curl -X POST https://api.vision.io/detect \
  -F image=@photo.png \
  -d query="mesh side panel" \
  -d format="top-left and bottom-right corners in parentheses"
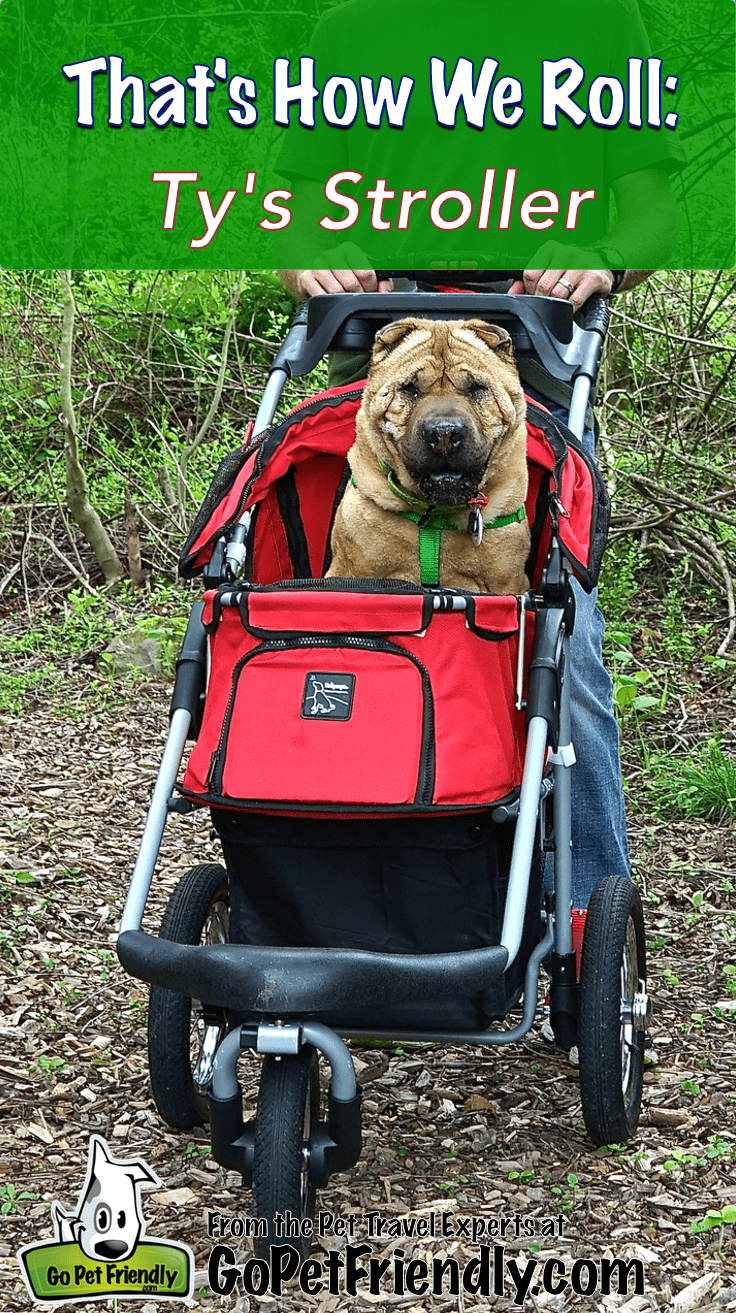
top-left (181, 448), bottom-right (252, 562)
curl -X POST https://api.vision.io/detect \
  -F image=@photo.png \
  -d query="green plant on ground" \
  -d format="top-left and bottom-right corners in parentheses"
top-left (547, 1172), bottom-right (579, 1211)
top-left (705, 1135), bottom-right (736, 1162)
top-left (690, 1205), bottom-right (736, 1255)
top-left (610, 647), bottom-right (661, 715)
top-left (0, 1184), bottom-right (39, 1214)
top-left (641, 739), bottom-right (736, 822)
top-left (663, 1147), bottom-right (706, 1171)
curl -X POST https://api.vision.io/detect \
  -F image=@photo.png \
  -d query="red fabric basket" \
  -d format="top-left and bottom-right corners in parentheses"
top-left (178, 383), bottom-right (608, 816)
top-left (182, 587), bottom-right (535, 815)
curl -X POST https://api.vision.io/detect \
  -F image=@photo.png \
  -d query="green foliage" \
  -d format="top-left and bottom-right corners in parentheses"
top-left (610, 649), bottom-right (661, 715)
top-left (0, 580), bottom-right (194, 716)
top-left (0, 269), bottom-right (299, 535)
top-left (0, 1184), bottom-right (38, 1215)
top-left (642, 739), bottom-right (736, 822)
top-left (691, 1205), bottom-right (736, 1254)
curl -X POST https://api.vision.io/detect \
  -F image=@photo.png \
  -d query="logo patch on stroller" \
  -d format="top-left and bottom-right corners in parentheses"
top-left (302, 671), bottom-right (355, 720)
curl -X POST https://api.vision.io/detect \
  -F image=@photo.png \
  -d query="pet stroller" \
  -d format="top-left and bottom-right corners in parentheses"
top-left (117, 275), bottom-right (651, 1256)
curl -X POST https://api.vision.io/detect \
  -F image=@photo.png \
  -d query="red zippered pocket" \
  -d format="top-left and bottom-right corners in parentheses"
top-left (191, 637), bottom-right (435, 809)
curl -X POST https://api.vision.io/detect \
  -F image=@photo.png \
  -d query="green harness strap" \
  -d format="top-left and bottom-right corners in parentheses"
top-left (396, 504), bottom-right (527, 584)
top-left (351, 462), bottom-right (527, 586)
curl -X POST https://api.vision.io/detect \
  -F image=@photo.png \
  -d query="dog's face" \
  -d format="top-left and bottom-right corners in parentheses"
top-left (361, 317), bottom-right (525, 505)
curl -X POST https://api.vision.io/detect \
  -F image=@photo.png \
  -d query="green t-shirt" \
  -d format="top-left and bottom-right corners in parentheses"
top-left (275, 0), bottom-right (682, 266)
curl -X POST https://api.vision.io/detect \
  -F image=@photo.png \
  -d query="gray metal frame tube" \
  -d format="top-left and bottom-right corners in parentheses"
top-left (118, 708), bottom-right (191, 934)
top-left (223, 367), bottom-right (290, 579)
top-left (553, 638), bottom-right (573, 956)
top-left (301, 1023), bottom-right (357, 1100)
top-left (211, 1023), bottom-right (357, 1102)
top-left (211, 1027), bottom-right (245, 1101)
top-left (500, 715), bottom-right (549, 965)
top-left (567, 374), bottom-right (592, 441)
top-left (253, 368), bottom-right (288, 438)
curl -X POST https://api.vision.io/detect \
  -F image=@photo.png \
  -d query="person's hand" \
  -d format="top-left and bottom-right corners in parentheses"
top-left (281, 269), bottom-right (394, 299)
top-left (508, 243), bottom-right (616, 309)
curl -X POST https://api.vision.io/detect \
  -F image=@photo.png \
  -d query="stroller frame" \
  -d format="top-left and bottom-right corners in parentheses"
top-left (117, 277), bottom-right (650, 1246)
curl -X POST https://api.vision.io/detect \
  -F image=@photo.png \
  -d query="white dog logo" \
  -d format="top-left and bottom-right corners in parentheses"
top-left (51, 1135), bottom-right (160, 1262)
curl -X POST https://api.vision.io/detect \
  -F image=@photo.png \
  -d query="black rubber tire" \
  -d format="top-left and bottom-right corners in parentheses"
top-left (252, 1046), bottom-right (320, 1260)
top-left (578, 874), bottom-right (647, 1146)
top-left (147, 863), bottom-right (229, 1130)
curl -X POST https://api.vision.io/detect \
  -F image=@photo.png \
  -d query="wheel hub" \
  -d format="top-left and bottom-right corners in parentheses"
top-left (193, 1021), bottom-right (225, 1093)
top-left (621, 983), bottom-right (651, 1033)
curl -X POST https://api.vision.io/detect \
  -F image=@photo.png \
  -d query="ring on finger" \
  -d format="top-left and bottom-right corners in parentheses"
top-left (556, 277), bottom-right (575, 295)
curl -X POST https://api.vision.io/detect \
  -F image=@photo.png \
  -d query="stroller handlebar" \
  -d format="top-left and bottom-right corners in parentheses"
top-left (273, 290), bottom-right (609, 386)
top-left (376, 273), bottom-right (611, 336)
top-left (374, 269), bottom-right (525, 284)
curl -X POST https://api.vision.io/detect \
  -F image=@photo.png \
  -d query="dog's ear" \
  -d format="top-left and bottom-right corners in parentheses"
top-left (463, 320), bottom-right (514, 358)
top-left (371, 317), bottom-right (423, 364)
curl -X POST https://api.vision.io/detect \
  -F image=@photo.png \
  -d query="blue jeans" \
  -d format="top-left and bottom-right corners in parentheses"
top-left (533, 396), bottom-right (632, 907)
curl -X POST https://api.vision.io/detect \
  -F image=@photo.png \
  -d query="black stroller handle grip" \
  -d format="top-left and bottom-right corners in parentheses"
top-left (580, 294), bottom-right (610, 337)
top-left (378, 274), bottom-right (611, 338)
top-left (169, 602), bottom-right (207, 729)
top-left (375, 270), bottom-right (524, 284)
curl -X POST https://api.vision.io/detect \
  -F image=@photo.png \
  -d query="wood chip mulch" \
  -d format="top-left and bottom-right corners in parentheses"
top-left (1, 657), bottom-right (735, 1313)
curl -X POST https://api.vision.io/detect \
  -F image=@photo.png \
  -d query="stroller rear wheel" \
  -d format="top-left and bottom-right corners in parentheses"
top-left (578, 874), bottom-right (648, 1146)
top-left (147, 863), bottom-right (229, 1130)
top-left (252, 1046), bottom-right (320, 1260)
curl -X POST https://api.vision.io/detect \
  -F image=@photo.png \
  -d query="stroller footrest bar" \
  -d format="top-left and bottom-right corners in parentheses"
top-left (116, 931), bottom-right (509, 1014)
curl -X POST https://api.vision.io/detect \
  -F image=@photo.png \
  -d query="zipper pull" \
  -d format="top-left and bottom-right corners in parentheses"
top-left (206, 749), bottom-right (221, 790)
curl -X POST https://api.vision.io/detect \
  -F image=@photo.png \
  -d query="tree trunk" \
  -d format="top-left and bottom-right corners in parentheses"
top-left (125, 491), bottom-right (148, 588)
top-left (58, 271), bottom-right (124, 586)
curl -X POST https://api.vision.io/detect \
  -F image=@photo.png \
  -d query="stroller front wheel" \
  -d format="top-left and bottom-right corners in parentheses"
top-left (147, 862), bottom-right (230, 1130)
top-left (578, 874), bottom-right (648, 1146)
top-left (252, 1046), bottom-right (320, 1260)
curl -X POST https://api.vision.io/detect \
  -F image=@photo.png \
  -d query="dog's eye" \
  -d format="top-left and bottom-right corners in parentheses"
top-left (467, 379), bottom-right (486, 399)
top-left (399, 381), bottom-right (420, 400)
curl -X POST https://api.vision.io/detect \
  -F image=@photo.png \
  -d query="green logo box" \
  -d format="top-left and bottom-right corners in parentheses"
top-left (19, 1240), bottom-right (192, 1303)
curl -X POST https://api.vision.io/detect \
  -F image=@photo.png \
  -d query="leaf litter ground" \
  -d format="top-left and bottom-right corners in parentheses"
top-left (1, 617), bottom-right (735, 1313)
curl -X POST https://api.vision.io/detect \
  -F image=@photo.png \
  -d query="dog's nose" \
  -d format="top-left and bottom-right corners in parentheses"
top-left (421, 415), bottom-right (467, 453)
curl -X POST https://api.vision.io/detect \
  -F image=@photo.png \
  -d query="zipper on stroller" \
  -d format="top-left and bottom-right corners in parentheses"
top-left (206, 633), bottom-right (436, 808)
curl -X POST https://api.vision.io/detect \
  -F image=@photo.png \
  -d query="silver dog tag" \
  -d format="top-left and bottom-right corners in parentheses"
top-left (468, 507), bottom-right (483, 546)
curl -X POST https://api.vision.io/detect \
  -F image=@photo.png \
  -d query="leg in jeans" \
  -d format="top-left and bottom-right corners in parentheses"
top-left (536, 397), bottom-right (632, 908)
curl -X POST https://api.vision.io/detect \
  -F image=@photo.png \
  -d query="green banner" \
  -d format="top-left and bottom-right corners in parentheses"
top-left (0, 0), bottom-right (733, 267)
top-left (19, 1239), bottom-right (192, 1303)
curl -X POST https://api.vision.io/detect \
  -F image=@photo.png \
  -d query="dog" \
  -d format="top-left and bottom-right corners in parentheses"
top-left (326, 317), bottom-right (530, 592)
top-left (51, 1134), bottom-right (159, 1261)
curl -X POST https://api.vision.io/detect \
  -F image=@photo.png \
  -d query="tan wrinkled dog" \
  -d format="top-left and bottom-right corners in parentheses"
top-left (327, 317), bottom-right (530, 592)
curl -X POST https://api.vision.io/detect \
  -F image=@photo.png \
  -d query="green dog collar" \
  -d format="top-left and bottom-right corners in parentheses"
top-left (351, 461), bottom-right (527, 586)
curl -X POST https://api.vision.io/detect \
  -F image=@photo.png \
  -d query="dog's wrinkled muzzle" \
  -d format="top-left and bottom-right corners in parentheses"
top-left (421, 413), bottom-right (468, 454)
top-left (403, 408), bottom-right (488, 504)
top-left (410, 465), bottom-right (486, 505)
